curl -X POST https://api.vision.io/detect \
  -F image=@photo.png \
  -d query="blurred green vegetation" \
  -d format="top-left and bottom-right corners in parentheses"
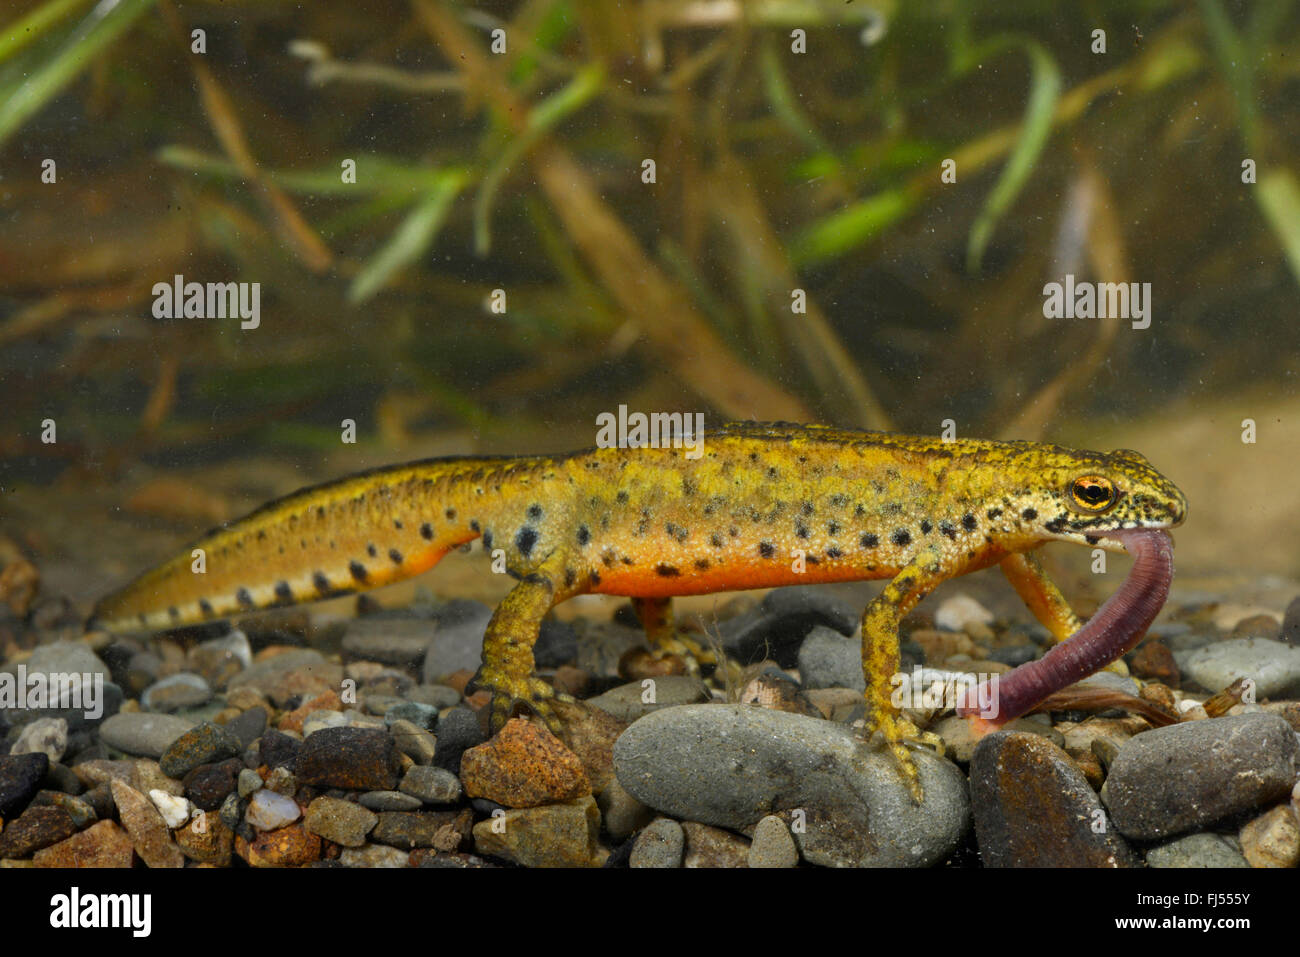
top-left (0, 0), bottom-right (1297, 476)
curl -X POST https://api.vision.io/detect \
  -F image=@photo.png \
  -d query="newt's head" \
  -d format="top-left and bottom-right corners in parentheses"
top-left (1014, 445), bottom-right (1187, 551)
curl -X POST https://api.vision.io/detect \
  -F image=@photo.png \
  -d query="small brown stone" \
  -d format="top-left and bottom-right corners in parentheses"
top-left (237, 822), bottom-right (321, 867)
top-left (551, 665), bottom-right (591, 697)
top-left (460, 718), bottom-right (590, 808)
top-left (550, 700), bottom-right (626, 795)
top-left (1239, 804), bottom-right (1300, 868)
top-left (175, 811), bottom-right (233, 866)
top-left (1129, 640), bottom-right (1180, 688)
top-left (682, 822), bottom-right (750, 868)
top-left (33, 820), bottom-right (135, 868)
top-left (0, 806), bottom-right (77, 859)
top-left (277, 689), bottom-right (343, 734)
top-left (110, 779), bottom-right (184, 868)
top-left (471, 796), bottom-right (602, 867)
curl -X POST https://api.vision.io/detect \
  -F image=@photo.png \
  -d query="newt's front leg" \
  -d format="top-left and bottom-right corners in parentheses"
top-left (861, 546), bottom-right (951, 803)
top-left (472, 553), bottom-right (585, 732)
top-left (1001, 551), bottom-right (1129, 675)
top-left (632, 596), bottom-right (732, 677)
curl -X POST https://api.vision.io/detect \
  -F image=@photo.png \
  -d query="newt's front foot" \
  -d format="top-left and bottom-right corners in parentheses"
top-left (470, 666), bottom-right (571, 734)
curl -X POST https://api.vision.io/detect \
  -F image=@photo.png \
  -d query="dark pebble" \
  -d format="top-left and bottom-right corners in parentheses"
top-left (296, 727), bottom-right (401, 791)
top-left (720, 586), bottom-right (857, 667)
top-left (160, 722), bottom-right (242, 779)
top-left (987, 644), bottom-right (1038, 667)
top-left (1282, 595), bottom-right (1300, 647)
top-left (258, 729), bottom-right (302, 771)
top-left (0, 752), bottom-right (48, 816)
top-left (431, 707), bottom-right (484, 776)
top-left (224, 707), bottom-right (269, 750)
top-left (535, 618), bottom-right (578, 668)
top-left (370, 810), bottom-right (467, 849)
top-left (970, 731), bottom-right (1138, 867)
top-left (183, 758), bottom-right (244, 812)
top-left (0, 805), bottom-right (77, 858)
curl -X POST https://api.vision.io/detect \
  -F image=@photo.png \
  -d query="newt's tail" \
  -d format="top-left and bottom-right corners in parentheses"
top-left (89, 455), bottom-right (544, 634)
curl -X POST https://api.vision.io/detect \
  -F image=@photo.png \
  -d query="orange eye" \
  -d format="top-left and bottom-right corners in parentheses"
top-left (1069, 475), bottom-right (1117, 512)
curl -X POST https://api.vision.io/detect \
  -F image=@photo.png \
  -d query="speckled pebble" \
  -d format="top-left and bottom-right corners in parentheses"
top-left (682, 821), bottom-right (749, 868)
top-left (1178, 638), bottom-right (1300, 697)
top-left (339, 844), bottom-right (409, 868)
top-left (160, 721), bottom-right (241, 778)
top-left (399, 765), bottom-right (461, 804)
top-left (304, 796), bottom-right (378, 847)
top-left (629, 817), bottom-right (684, 868)
top-left (796, 627), bottom-right (865, 691)
top-left (748, 815), bottom-right (799, 868)
top-left (1145, 832), bottom-right (1250, 868)
top-left (391, 718), bottom-right (437, 765)
top-left (471, 795), bottom-right (602, 867)
top-left (237, 768), bottom-right (263, 799)
top-left (10, 717), bottom-right (68, 763)
top-left (1238, 804), bottom-right (1300, 868)
top-left (142, 673), bottom-right (213, 713)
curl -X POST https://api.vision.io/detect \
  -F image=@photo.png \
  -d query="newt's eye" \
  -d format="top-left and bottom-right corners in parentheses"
top-left (1068, 475), bottom-right (1117, 512)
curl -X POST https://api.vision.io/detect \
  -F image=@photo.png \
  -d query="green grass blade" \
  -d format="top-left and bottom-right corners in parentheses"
top-left (0, 0), bottom-right (93, 64)
top-left (790, 188), bottom-right (915, 267)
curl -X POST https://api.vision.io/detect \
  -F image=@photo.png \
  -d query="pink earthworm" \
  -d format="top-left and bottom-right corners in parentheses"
top-left (958, 528), bottom-right (1174, 727)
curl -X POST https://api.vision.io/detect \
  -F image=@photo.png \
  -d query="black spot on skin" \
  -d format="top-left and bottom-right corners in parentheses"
top-left (830, 493), bottom-right (849, 508)
top-left (482, 530), bottom-right (493, 550)
top-left (470, 520), bottom-right (480, 533)
top-left (962, 513), bottom-right (978, 531)
top-left (920, 519), bottom-right (933, 535)
top-left (1046, 517), bottom-right (1067, 533)
top-left (806, 555), bottom-right (820, 565)
top-left (694, 559), bottom-right (710, 570)
top-left (616, 490), bottom-right (629, 504)
top-left (892, 529), bottom-right (911, 547)
top-left (710, 532), bottom-right (725, 548)
top-left (801, 501), bottom-right (814, 516)
top-left (168, 606), bottom-right (180, 620)
top-left (827, 521), bottom-right (842, 536)
top-left (349, 561), bottom-right (368, 582)
top-left (861, 533), bottom-right (879, 548)
top-left (589, 570), bottom-right (602, 586)
top-left (602, 552), bottom-right (616, 567)
top-left (940, 520), bottom-right (957, 539)
top-left (564, 568), bottom-right (576, 588)
top-left (826, 547), bottom-right (843, 559)
top-left (420, 523), bottom-right (434, 540)
top-left (199, 599), bottom-right (214, 617)
top-left (759, 542), bottom-right (776, 559)
top-left (275, 581), bottom-right (293, 602)
top-left (795, 522), bottom-right (810, 540)
top-left (986, 508), bottom-right (1002, 520)
top-left (577, 525), bottom-right (590, 546)
top-left (394, 519), bottom-right (404, 530)
top-left (516, 527), bottom-right (538, 557)
top-left (682, 478), bottom-right (697, 496)
top-left (527, 504), bottom-right (543, 520)
top-left (1085, 534), bottom-right (1100, 545)
top-left (317, 506), bottom-right (326, 520)
top-left (728, 527), bottom-right (739, 538)
top-left (257, 530), bottom-right (267, 541)
top-left (1022, 508), bottom-right (1038, 521)
top-left (855, 504), bottom-right (867, 518)
top-left (767, 467), bottom-right (779, 480)
top-left (655, 564), bottom-right (680, 577)
top-left (236, 587), bottom-right (255, 609)
top-left (313, 572), bottom-right (331, 593)
top-left (367, 544), bottom-right (378, 558)
top-left (388, 548), bottom-right (403, 565)
top-left (445, 508), bottom-right (457, 520)
top-left (621, 557), bottom-right (634, 565)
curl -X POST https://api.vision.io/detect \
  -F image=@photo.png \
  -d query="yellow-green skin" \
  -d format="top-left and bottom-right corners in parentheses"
top-left (91, 422), bottom-right (1187, 799)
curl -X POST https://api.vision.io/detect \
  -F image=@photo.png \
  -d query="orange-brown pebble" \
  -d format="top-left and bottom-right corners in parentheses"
top-left (1129, 639), bottom-right (1180, 688)
top-left (277, 689), bottom-right (344, 733)
top-left (175, 813), bottom-right (234, 866)
top-left (460, 718), bottom-right (591, 808)
top-left (236, 823), bottom-right (322, 868)
top-left (552, 665), bottom-right (592, 697)
top-left (443, 669), bottom-right (475, 695)
top-left (33, 820), bottom-right (135, 868)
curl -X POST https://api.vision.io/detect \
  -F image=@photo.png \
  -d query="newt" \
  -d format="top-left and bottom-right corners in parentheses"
top-left (90, 421), bottom-right (1187, 800)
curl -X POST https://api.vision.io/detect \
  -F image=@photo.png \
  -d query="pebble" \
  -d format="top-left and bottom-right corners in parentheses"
top-left (342, 618), bottom-right (437, 668)
top-left (358, 790), bottom-right (423, 812)
top-left (175, 812), bottom-right (233, 866)
top-left (224, 706), bottom-right (268, 749)
top-left (0, 752), bottom-right (49, 815)
top-left (1128, 639), bottom-right (1181, 686)
top-left (303, 797), bottom-right (377, 847)
top-left (183, 757), bottom-right (244, 812)
top-left (69, 758), bottom-right (132, 789)
top-left (33, 819), bottom-right (135, 867)
top-left (719, 586), bottom-right (857, 667)
top-left (934, 594), bottom-right (995, 633)
top-left (471, 795), bottom-right (602, 867)
top-left (301, 710), bottom-right (350, 738)
top-left (339, 844), bottom-right (409, 868)
top-left (613, 704), bottom-right (968, 867)
top-left (586, 676), bottom-right (711, 723)
top-left (98, 712), bottom-right (195, 760)
top-left (598, 779), bottom-right (653, 839)
top-left (3, 641), bottom-right (121, 729)
top-left (1178, 638), bottom-right (1300, 697)
top-left (748, 815), bottom-right (799, 868)
top-left (682, 821), bottom-right (750, 868)
top-left (186, 630), bottom-right (252, 689)
top-left (385, 701), bottom-right (441, 731)
top-left (110, 779), bottom-right (184, 868)
top-left (430, 707), bottom-right (483, 775)
top-left (738, 671), bottom-right (821, 716)
top-left (534, 618), bottom-right (579, 668)
top-left (278, 690), bottom-right (343, 734)
top-left (296, 727), bottom-right (401, 791)
top-left (1102, 713), bottom-right (1300, 840)
top-left (460, 719), bottom-right (590, 808)
top-left (575, 623), bottom-right (644, 678)
top-left (1231, 614), bottom-right (1282, 640)
top-left (371, 809), bottom-right (470, 849)
top-left (1281, 595), bottom-right (1300, 646)
top-left (10, 717), bottom-right (68, 763)
top-left (400, 765), bottom-right (461, 804)
top-left (160, 722), bottom-right (242, 778)
top-left (29, 790), bottom-right (96, 828)
top-left (238, 823), bottom-right (321, 867)
top-left (265, 766), bottom-right (296, 796)
top-left (422, 604), bottom-right (493, 682)
top-left (258, 729), bottom-right (302, 770)
top-left (237, 768), bottom-right (264, 799)
top-left (1238, 804), bottom-right (1300, 868)
top-left (1145, 832), bottom-right (1250, 868)
top-left (970, 732), bottom-right (1137, 867)
top-left (629, 817), bottom-right (684, 868)
top-left (226, 649), bottom-right (342, 708)
top-left (142, 673), bottom-right (213, 713)
top-left (245, 788), bottom-right (302, 831)
top-left (0, 805), bottom-right (77, 858)
top-left (391, 719), bottom-right (438, 765)
top-left (131, 759), bottom-right (183, 798)
top-left (149, 790), bottom-right (193, 829)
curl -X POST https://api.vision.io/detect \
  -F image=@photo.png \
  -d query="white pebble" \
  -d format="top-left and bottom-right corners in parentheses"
top-left (149, 789), bottom-right (193, 829)
top-left (935, 594), bottom-right (995, 632)
top-left (246, 789), bottom-right (301, 831)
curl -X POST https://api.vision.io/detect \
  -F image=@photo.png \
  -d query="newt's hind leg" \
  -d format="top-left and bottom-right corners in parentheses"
top-left (633, 596), bottom-right (737, 679)
top-left (1001, 551), bottom-right (1129, 675)
top-left (471, 553), bottom-right (585, 732)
